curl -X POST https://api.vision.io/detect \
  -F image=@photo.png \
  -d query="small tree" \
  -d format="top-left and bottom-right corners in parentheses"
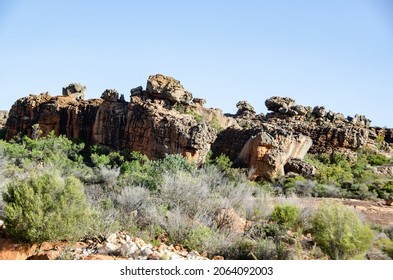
top-left (3, 171), bottom-right (93, 243)
top-left (311, 202), bottom-right (373, 260)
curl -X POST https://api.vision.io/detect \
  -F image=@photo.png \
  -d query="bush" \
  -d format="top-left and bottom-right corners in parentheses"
top-left (270, 204), bottom-right (301, 229)
top-left (183, 225), bottom-right (213, 251)
top-left (378, 238), bottom-right (393, 259)
top-left (311, 202), bottom-right (373, 260)
top-left (214, 154), bottom-right (232, 172)
top-left (3, 172), bottom-right (93, 243)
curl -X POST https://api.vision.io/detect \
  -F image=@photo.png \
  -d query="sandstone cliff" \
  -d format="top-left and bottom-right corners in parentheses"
top-left (5, 75), bottom-right (217, 164)
top-left (4, 75), bottom-right (392, 180)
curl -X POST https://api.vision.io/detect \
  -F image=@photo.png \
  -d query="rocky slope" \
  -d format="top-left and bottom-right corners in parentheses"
top-left (4, 74), bottom-right (392, 180)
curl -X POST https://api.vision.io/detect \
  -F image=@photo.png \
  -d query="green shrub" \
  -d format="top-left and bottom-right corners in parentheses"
top-left (214, 154), bottom-right (232, 172)
top-left (210, 116), bottom-right (223, 132)
top-left (270, 204), bottom-right (301, 229)
top-left (224, 238), bottom-right (257, 260)
top-left (311, 202), bottom-right (373, 260)
top-left (3, 172), bottom-right (93, 243)
top-left (184, 225), bottom-right (212, 251)
top-left (378, 238), bottom-right (393, 259)
top-left (369, 180), bottom-right (393, 199)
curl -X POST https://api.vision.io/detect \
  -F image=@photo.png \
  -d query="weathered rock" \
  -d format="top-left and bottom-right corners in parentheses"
top-left (0, 110), bottom-right (8, 129)
top-left (312, 106), bottom-right (326, 118)
top-left (6, 85), bottom-right (216, 164)
top-left (62, 83), bottom-right (86, 100)
top-left (215, 208), bottom-right (251, 233)
top-left (236, 100), bottom-right (255, 118)
top-left (291, 105), bottom-right (308, 116)
top-left (284, 158), bottom-right (316, 178)
top-left (265, 96), bottom-right (295, 113)
top-left (130, 86), bottom-right (143, 97)
top-left (234, 129), bottom-right (312, 181)
top-left (0, 238), bottom-right (37, 260)
top-left (0, 110), bottom-right (8, 121)
top-left (101, 89), bottom-right (119, 102)
top-left (347, 114), bottom-right (371, 127)
top-left (192, 98), bottom-right (206, 107)
top-left (146, 74), bottom-right (192, 104)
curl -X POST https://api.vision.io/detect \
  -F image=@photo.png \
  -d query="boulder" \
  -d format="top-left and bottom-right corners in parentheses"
top-left (146, 74), bottom-right (192, 104)
top-left (215, 208), bottom-right (251, 233)
top-left (234, 129), bottom-right (313, 181)
top-left (291, 105), bottom-right (308, 116)
top-left (62, 83), bottom-right (86, 100)
top-left (236, 100), bottom-right (256, 118)
top-left (101, 89), bottom-right (119, 102)
top-left (130, 86), bottom-right (144, 99)
top-left (265, 96), bottom-right (295, 113)
top-left (192, 98), bottom-right (206, 107)
top-left (284, 158), bottom-right (316, 178)
top-left (312, 106), bottom-right (326, 118)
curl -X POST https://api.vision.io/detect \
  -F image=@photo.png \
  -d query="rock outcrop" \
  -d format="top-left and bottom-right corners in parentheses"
top-left (236, 100), bottom-right (256, 118)
top-left (145, 74), bottom-right (193, 104)
top-left (5, 76), bottom-right (216, 164)
top-left (4, 76), bottom-right (392, 181)
top-left (62, 83), bottom-right (86, 100)
top-left (233, 129), bottom-right (312, 181)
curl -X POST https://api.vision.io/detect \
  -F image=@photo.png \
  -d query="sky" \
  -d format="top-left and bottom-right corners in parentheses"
top-left (0, 0), bottom-right (392, 127)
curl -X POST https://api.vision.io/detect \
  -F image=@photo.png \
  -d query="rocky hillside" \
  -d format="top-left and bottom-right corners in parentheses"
top-left (4, 74), bottom-right (392, 180)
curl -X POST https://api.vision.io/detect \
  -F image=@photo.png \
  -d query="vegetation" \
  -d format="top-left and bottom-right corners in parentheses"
top-left (0, 132), bottom-right (391, 260)
top-left (311, 202), bottom-right (373, 260)
top-left (3, 171), bottom-right (93, 242)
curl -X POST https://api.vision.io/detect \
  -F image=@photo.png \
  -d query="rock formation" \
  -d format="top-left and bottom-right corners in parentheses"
top-left (62, 83), bottom-right (86, 100)
top-left (145, 74), bottom-right (193, 104)
top-left (4, 75), bottom-right (392, 181)
top-left (5, 76), bottom-right (216, 164)
top-left (232, 129), bottom-right (312, 181)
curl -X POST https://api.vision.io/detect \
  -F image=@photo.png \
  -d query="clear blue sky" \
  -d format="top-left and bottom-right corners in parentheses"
top-left (1, 0), bottom-right (392, 127)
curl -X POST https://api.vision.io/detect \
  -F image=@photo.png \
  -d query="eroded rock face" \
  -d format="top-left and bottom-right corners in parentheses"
top-left (4, 80), bottom-right (391, 181)
top-left (5, 80), bottom-right (216, 164)
top-left (233, 129), bottom-right (312, 181)
top-left (146, 74), bottom-right (193, 104)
